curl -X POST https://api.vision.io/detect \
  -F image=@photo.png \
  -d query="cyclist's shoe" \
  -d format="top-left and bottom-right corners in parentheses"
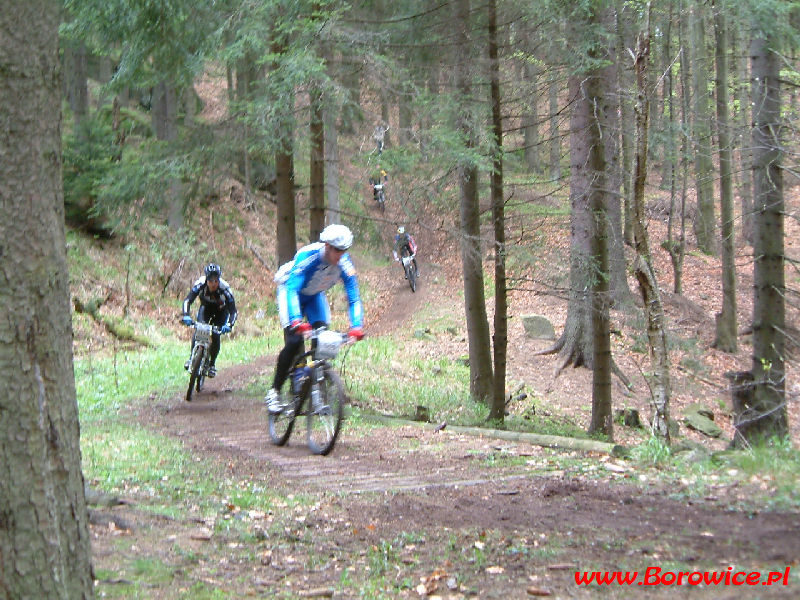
top-left (207, 365), bottom-right (216, 378)
top-left (266, 388), bottom-right (282, 414)
top-left (184, 359), bottom-right (190, 371)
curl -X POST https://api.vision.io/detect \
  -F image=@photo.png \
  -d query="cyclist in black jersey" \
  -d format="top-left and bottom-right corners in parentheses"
top-left (181, 263), bottom-right (237, 378)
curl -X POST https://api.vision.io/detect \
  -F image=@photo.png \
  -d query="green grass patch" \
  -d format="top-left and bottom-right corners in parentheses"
top-left (628, 436), bottom-right (800, 510)
top-left (77, 332), bottom-right (282, 513)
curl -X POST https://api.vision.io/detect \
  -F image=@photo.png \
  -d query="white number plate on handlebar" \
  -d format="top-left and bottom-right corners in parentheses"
top-left (194, 322), bottom-right (212, 345)
top-left (315, 330), bottom-right (346, 359)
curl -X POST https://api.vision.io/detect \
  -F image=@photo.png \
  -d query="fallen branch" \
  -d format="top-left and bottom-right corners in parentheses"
top-left (73, 296), bottom-right (151, 347)
top-left (362, 413), bottom-right (626, 456)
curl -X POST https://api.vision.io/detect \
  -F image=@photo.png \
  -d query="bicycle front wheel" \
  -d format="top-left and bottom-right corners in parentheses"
top-left (268, 389), bottom-right (297, 446)
top-left (196, 370), bottom-right (205, 392)
top-left (408, 262), bottom-right (417, 292)
top-left (306, 368), bottom-right (345, 456)
top-left (186, 346), bottom-right (204, 402)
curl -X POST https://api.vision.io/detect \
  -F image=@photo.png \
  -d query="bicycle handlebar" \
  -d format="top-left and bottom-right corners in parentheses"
top-left (183, 320), bottom-right (229, 335)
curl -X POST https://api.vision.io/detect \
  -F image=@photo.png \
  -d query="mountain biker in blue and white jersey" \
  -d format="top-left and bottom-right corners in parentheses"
top-left (265, 224), bottom-right (365, 413)
top-left (181, 263), bottom-right (238, 378)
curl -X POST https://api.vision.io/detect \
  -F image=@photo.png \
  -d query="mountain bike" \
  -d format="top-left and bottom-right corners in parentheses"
top-left (374, 183), bottom-right (386, 212)
top-left (267, 327), bottom-right (351, 455)
top-left (400, 248), bottom-right (418, 293)
top-left (370, 179), bottom-right (386, 212)
top-left (183, 320), bottom-right (225, 402)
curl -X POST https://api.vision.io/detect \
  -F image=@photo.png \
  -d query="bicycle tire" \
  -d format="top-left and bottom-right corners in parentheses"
top-left (186, 346), bottom-right (204, 402)
top-left (306, 368), bottom-right (345, 456)
top-left (378, 190), bottom-right (386, 212)
top-left (408, 262), bottom-right (417, 292)
top-left (196, 369), bottom-right (205, 392)
top-left (268, 364), bottom-right (302, 446)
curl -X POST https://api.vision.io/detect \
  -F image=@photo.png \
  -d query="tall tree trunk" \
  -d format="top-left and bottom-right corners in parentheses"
top-left (632, 2), bottom-right (671, 442)
top-left (0, 2), bottom-right (94, 596)
top-left (589, 3), bottom-right (614, 438)
top-left (273, 33), bottom-right (296, 263)
top-left (338, 55), bottom-right (362, 135)
top-left (324, 42), bottom-right (340, 225)
top-left (545, 10), bottom-right (627, 379)
top-left (454, 0), bottom-right (493, 402)
top-left (734, 22), bottom-right (754, 245)
top-left (380, 87), bottom-right (390, 150)
top-left (690, 0), bottom-right (717, 255)
top-left (615, 0), bottom-right (635, 245)
top-left (712, 2), bottom-right (737, 353)
top-left (488, 0), bottom-right (507, 421)
top-left (522, 61), bottom-right (540, 173)
top-left (544, 75), bottom-right (596, 371)
top-left (601, 26), bottom-right (633, 309)
top-left (399, 81), bottom-right (413, 145)
top-left (747, 26), bottom-right (788, 441)
top-left (151, 78), bottom-right (184, 230)
top-left (275, 142), bottom-right (296, 264)
top-left (548, 74), bottom-right (561, 181)
top-left (236, 50), bottom-right (271, 194)
top-left (309, 88), bottom-right (325, 241)
top-left (658, 7), bottom-right (677, 196)
top-left (666, 2), bottom-right (690, 294)
top-left (324, 103), bottom-right (340, 224)
top-left (660, 2), bottom-right (682, 290)
top-left (63, 40), bottom-right (89, 130)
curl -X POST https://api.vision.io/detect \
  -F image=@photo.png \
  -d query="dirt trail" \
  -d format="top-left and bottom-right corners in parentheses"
top-left (125, 381), bottom-right (800, 599)
top-left (105, 234), bottom-right (800, 599)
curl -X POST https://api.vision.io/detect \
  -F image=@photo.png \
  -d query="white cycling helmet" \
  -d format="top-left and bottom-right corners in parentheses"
top-left (320, 224), bottom-right (354, 250)
top-left (397, 226), bottom-right (405, 234)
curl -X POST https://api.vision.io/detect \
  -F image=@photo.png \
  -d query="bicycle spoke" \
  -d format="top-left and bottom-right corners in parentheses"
top-left (268, 390), bottom-right (296, 446)
top-left (307, 369), bottom-right (344, 455)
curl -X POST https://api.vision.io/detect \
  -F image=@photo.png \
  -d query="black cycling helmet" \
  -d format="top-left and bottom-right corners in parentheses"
top-left (205, 263), bottom-right (222, 280)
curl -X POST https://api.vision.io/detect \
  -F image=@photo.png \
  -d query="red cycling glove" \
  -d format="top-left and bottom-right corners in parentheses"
top-left (291, 320), bottom-right (312, 334)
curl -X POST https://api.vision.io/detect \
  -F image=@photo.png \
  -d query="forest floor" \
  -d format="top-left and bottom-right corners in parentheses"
top-left (85, 183), bottom-right (800, 599)
top-left (82, 69), bottom-right (800, 598)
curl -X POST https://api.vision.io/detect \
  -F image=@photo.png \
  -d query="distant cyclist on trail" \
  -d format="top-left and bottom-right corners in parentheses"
top-left (373, 122), bottom-right (388, 154)
top-left (393, 226), bottom-right (418, 278)
top-left (265, 224), bottom-right (365, 414)
top-left (369, 165), bottom-right (388, 203)
top-left (181, 263), bottom-right (237, 378)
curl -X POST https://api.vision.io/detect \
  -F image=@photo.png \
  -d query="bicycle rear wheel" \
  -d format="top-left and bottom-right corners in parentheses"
top-left (306, 368), bottom-right (345, 455)
top-left (268, 388), bottom-right (297, 446)
top-left (186, 346), bottom-right (204, 402)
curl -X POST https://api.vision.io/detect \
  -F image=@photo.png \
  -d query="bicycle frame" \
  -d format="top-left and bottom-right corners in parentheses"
top-left (401, 251), bottom-right (417, 292)
top-left (184, 320), bottom-right (223, 402)
top-left (268, 327), bottom-right (351, 455)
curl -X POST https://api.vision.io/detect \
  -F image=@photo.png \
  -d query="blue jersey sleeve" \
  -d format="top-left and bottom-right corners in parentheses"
top-left (338, 255), bottom-right (363, 328)
top-left (283, 248), bottom-right (319, 324)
